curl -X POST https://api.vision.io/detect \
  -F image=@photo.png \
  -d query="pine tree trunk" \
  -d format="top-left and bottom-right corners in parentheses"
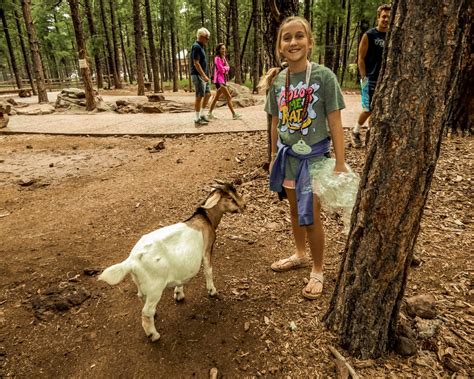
top-left (445, 13), bottom-right (472, 136)
top-left (108, 0), bottom-right (122, 88)
top-left (215, 0), bottom-right (221, 43)
top-left (144, 0), bottom-right (160, 92)
top-left (304, 0), bottom-right (312, 24)
top-left (252, 0), bottom-right (260, 94)
top-left (118, 18), bottom-right (131, 84)
top-left (324, 0), bottom-right (471, 359)
top-left (324, 19), bottom-right (335, 70)
top-left (13, 0), bottom-right (36, 94)
top-left (340, 0), bottom-right (351, 86)
top-left (230, 0), bottom-right (242, 84)
top-left (240, 14), bottom-right (253, 71)
top-left (68, 0), bottom-right (96, 110)
top-left (132, 0), bottom-right (145, 95)
top-left (125, 23), bottom-right (135, 83)
top-left (332, 0), bottom-right (345, 75)
top-left (1, 8), bottom-right (22, 89)
top-left (98, 0), bottom-right (119, 88)
top-left (144, 47), bottom-right (153, 82)
top-left (177, 33), bottom-right (183, 81)
top-left (262, 0), bottom-right (299, 68)
top-left (168, 0), bottom-right (179, 92)
top-left (84, 0), bottom-right (104, 89)
top-left (21, 0), bottom-right (48, 103)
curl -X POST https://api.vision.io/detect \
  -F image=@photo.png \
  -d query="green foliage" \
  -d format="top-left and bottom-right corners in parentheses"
top-left (1, 0), bottom-right (379, 85)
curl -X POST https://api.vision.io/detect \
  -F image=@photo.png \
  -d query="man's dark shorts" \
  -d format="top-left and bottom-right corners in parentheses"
top-left (192, 75), bottom-right (211, 97)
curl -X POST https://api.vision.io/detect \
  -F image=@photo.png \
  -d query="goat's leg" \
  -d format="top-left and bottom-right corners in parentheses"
top-left (173, 286), bottom-right (185, 302)
top-left (131, 273), bottom-right (145, 302)
top-left (141, 287), bottom-right (164, 342)
top-left (203, 255), bottom-right (217, 297)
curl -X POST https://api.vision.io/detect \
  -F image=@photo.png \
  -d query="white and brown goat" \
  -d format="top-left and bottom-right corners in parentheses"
top-left (98, 182), bottom-right (245, 342)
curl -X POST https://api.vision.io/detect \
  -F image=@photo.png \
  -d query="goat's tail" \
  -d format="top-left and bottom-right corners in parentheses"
top-left (98, 260), bottom-right (132, 285)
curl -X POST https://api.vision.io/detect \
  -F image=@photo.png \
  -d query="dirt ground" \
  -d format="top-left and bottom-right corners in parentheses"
top-left (0, 120), bottom-right (473, 377)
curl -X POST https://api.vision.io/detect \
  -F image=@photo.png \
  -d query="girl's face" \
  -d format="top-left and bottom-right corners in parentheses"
top-left (279, 21), bottom-right (311, 65)
top-left (219, 45), bottom-right (226, 55)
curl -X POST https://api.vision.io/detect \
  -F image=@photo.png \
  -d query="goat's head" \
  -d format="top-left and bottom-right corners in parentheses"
top-left (201, 181), bottom-right (246, 214)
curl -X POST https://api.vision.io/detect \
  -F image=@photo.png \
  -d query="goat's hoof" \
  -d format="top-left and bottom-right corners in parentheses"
top-left (174, 293), bottom-right (185, 302)
top-left (150, 332), bottom-right (161, 342)
top-left (208, 288), bottom-right (218, 297)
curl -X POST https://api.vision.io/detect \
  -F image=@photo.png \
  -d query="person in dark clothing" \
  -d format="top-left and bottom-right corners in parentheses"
top-left (190, 27), bottom-right (211, 126)
top-left (351, 4), bottom-right (391, 148)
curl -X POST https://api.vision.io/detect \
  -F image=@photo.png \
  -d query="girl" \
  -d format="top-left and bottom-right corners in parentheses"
top-left (263, 16), bottom-right (348, 300)
top-left (207, 43), bottom-right (241, 120)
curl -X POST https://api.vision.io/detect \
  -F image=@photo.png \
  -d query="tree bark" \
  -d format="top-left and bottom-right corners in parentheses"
top-left (13, 0), bottom-right (36, 94)
top-left (230, 0), bottom-right (242, 84)
top-left (215, 0), bottom-right (221, 43)
top-left (445, 11), bottom-right (472, 136)
top-left (324, 19), bottom-right (335, 70)
top-left (168, 0), bottom-right (179, 92)
top-left (98, 0), bottom-right (119, 88)
top-left (68, 0), bottom-right (96, 111)
top-left (21, 0), bottom-right (48, 103)
top-left (304, 0), bottom-right (312, 25)
top-left (324, 0), bottom-right (472, 359)
top-left (108, 0), bottom-right (122, 88)
top-left (132, 0), bottom-right (145, 95)
top-left (262, 0), bottom-right (299, 68)
top-left (240, 14), bottom-right (253, 71)
top-left (252, 0), bottom-right (261, 94)
top-left (1, 8), bottom-right (22, 89)
top-left (332, 0), bottom-right (345, 75)
top-left (340, 0), bottom-right (351, 86)
top-left (84, 0), bottom-right (104, 89)
top-left (144, 0), bottom-right (160, 92)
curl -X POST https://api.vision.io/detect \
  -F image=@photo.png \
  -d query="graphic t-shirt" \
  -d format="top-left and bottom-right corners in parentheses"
top-left (264, 63), bottom-right (345, 180)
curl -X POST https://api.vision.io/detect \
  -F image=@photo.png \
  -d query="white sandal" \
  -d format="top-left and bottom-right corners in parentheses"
top-left (302, 272), bottom-right (324, 300)
top-left (270, 255), bottom-right (311, 272)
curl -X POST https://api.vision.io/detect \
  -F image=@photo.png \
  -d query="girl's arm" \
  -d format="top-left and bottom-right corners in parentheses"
top-left (327, 110), bottom-right (348, 173)
top-left (271, 116), bottom-right (279, 157)
top-left (269, 116), bottom-right (279, 171)
top-left (215, 57), bottom-right (227, 74)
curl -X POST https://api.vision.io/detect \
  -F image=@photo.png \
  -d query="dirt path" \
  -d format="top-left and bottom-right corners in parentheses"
top-left (1, 91), bottom-right (361, 136)
top-left (0, 126), bottom-right (472, 377)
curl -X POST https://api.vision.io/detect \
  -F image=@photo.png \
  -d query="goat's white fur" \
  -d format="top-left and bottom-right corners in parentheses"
top-left (99, 183), bottom-right (244, 342)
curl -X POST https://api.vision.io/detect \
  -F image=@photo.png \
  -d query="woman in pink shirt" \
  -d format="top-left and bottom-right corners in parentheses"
top-left (207, 44), bottom-right (241, 120)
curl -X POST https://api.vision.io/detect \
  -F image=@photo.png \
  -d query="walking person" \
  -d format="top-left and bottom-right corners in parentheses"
top-left (207, 43), bottom-right (241, 120)
top-left (263, 16), bottom-right (348, 299)
top-left (351, 4), bottom-right (391, 147)
top-left (190, 27), bottom-right (212, 126)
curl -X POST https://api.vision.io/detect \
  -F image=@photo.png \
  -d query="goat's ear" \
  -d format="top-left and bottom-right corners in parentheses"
top-left (214, 179), bottom-right (227, 185)
top-left (201, 191), bottom-right (221, 209)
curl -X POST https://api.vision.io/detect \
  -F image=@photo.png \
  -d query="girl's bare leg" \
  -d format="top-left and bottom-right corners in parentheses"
top-left (285, 188), bottom-right (307, 258)
top-left (221, 86), bottom-right (236, 115)
top-left (209, 87), bottom-right (223, 113)
top-left (304, 196), bottom-right (324, 295)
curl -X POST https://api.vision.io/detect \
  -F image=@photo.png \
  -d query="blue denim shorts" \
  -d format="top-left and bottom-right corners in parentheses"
top-left (191, 75), bottom-right (210, 97)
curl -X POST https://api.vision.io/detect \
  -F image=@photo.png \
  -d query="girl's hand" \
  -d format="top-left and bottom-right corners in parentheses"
top-left (333, 161), bottom-right (349, 174)
top-left (269, 155), bottom-right (276, 173)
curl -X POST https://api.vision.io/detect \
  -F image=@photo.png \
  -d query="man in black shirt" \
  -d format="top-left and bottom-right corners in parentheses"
top-left (352, 4), bottom-right (391, 147)
top-left (190, 27), bottom-right (211, 126)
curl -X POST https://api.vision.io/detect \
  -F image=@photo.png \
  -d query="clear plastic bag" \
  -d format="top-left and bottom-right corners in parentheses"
top-left (310, 158), bottom-right (360, 234)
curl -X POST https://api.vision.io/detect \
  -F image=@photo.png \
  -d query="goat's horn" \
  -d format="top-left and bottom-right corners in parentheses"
top-left (213, 179), bottom-right (227, 185)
